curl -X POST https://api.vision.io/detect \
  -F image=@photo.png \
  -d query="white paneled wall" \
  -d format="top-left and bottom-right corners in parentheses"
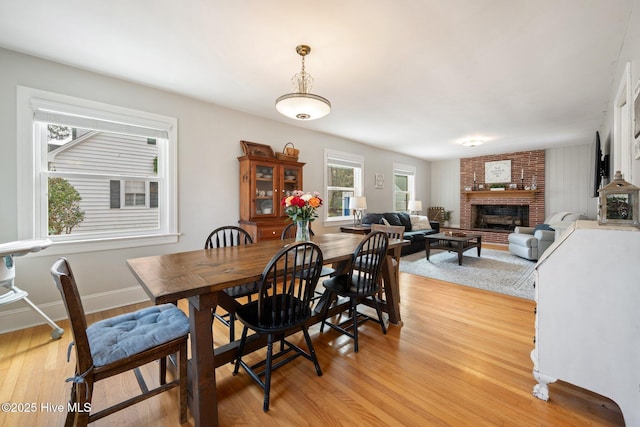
top-left (545, 145), bottom-right (598, 220)
top-left (429, 159), bottom-right (460, 226)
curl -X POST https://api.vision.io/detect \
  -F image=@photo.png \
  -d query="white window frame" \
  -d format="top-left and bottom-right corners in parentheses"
top-left (17, 86), bottom-right (178, 255)
top-left (324, 149), bottom-right (364, 224)
top-left (393, 163), bottom-right (416, 212)
top-left (613, 62), bottom-right (633, 180)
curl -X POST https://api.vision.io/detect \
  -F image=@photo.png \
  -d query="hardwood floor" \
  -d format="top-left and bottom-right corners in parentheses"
top-left (0, 271), bottom-right (624, 426)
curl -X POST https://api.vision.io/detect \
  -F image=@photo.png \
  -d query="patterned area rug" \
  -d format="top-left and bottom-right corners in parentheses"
top-left (399, 248), bottom-right (536, 300)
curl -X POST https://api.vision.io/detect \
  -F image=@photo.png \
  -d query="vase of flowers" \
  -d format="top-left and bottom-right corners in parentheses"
top-left (281, 191), bottom-right (323, 241)
top-left (295, 219), bottom-right (311, 242)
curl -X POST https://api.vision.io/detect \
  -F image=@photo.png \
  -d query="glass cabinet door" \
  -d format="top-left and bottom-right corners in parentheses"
top-left (254, 164), bottom-right (275, 216)
top-left (280, 166), bottom-right (303, 215)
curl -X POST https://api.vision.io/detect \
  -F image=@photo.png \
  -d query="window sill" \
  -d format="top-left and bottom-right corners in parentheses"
top-left (26, 233), bottom-right (180, 256)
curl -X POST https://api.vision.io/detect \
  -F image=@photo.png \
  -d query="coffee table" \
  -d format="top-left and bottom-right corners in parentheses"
top-left (425, 232), bottom-right (482, 266)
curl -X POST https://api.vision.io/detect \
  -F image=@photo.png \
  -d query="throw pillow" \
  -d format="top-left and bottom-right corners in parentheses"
top-left (362, 213), bottom-right (384, 225)
top-left (397, 212), bottom-right (413, 231)
top-left (383, 212), bottom-right (403, 226)
top-left (410, 215), bottom-right (432, 230)
top-left (381, 217), bottom-right (391, 226)
top-left (534, 223), bottom-right (554, 232)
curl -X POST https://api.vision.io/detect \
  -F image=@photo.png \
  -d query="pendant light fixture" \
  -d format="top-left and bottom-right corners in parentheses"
top-left (275, 45), bottom-right (331, 120)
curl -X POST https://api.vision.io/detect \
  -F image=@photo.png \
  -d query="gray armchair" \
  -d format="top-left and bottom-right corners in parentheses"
top-left (508, 212), bottom-right (586, 260)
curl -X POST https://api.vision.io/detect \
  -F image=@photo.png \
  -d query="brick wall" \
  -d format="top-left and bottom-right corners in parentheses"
top-left (460, 150), bottom-right (545, 244)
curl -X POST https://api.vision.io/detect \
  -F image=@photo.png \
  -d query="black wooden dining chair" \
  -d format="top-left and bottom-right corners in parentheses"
top-left (233, 241), bottom-right (324, 411)
top-left (205, 226), bottom-right (261, 341)
top-left (51, 258), bottom-right (189, 426)
top-left (320, 231), bottom-right (389, 352)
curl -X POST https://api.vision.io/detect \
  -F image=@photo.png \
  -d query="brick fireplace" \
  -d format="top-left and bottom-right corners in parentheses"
top-left (459, 150), bottom-right (545, 244)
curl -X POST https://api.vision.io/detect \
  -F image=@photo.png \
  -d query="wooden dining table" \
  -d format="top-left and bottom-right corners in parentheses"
top-left (126, 233), bottom-right (407, 427)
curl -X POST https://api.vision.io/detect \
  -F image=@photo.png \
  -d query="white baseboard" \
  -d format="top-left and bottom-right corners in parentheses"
top-left (0, 286), bottom-right (149, 335)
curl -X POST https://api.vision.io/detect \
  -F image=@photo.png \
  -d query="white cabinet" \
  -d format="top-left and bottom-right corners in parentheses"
top-left (531, 220), bottom-right (640, 426)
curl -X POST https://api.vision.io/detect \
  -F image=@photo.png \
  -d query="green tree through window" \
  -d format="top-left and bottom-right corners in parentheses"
top-left (327, 166), bottom-right (355, 217)
top-left (48, 177), bottom-right (85, 234)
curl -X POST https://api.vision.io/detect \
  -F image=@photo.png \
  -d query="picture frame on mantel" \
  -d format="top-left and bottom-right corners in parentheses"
top-left (485, 160), bottom-right (511, 183)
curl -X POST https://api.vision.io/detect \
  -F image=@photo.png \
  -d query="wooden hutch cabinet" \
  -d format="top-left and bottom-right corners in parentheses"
top-left (238, 155), bottom-right (305, 241)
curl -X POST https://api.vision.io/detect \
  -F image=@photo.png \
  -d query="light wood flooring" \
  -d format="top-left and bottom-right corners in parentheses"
top-left (0, 263), bottom-right (625, 426)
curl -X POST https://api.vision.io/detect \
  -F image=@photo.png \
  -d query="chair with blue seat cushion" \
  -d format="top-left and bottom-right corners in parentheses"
top-left (51, 258), bottom-right (189, 426)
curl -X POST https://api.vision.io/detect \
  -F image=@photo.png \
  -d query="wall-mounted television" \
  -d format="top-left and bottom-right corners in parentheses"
top-left (593, 131), bottom-right (609, 197)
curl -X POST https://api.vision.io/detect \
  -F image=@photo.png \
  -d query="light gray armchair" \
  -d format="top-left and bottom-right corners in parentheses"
top-left (508, 212), bottom-right (586, 260)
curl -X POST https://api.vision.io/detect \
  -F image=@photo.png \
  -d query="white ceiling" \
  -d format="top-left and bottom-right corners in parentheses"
top-left (0, 0), bottom-right (633, 160)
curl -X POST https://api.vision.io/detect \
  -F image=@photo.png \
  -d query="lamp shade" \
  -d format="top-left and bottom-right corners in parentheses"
top-left (408, 200), bottom-right (422, 211)
top-left (349, 196), bottom-right (367, 210)
top-left (275, 93), bottom-right (331, 120)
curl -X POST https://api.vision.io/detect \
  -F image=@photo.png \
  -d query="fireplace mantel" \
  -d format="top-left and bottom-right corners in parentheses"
top-left (462, 189), bottom-right (540, 201)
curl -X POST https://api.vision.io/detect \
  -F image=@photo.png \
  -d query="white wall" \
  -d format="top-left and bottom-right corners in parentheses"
top-left (0, 47), bottom-right (430, 333)
top-left (429, 159), bottom-right (460, 226)
top-left (545, 145), bottom-right (598, 219)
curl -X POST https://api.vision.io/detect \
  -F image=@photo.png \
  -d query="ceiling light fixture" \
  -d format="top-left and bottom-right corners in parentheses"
top-left (463, 139), bottom-right (484, 147)
top-left (275, 45), bottom-right (331, 120)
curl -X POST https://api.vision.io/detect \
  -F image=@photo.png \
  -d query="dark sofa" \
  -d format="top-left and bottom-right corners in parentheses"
top-left (362, 212), bottom-right (440, 256)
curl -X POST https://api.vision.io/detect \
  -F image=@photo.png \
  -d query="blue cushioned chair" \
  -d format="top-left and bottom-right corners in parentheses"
top-left (51, 258), bottom-right (190, 426)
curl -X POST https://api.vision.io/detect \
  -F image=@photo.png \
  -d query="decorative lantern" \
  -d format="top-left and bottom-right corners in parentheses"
top-left (598, 170), bottom-right (639, 227)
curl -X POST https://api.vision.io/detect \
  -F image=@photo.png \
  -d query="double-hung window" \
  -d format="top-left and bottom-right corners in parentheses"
top-left (324, 150), bottom-right (364, 222)
top-left (393, 163), bottom-right (416, 211)
top-left (17, 87), bottom-right (178, 253)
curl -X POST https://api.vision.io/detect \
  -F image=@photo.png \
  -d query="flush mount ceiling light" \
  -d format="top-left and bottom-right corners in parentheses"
top-left (275, 45), bottom-right (331, 120)
top-left (463, 139), bottom-right (484, 147)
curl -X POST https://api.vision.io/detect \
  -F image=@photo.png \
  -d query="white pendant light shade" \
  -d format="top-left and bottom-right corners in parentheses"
top-left (275, 93), bottom-right (331, 120)
top-left (275, 45), bottom-right (331, 120)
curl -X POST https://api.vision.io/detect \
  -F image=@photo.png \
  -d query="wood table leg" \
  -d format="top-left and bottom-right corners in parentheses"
top-left (188, 293), bottom-right (218, 427)
top-left (382, 247), bottom-right (402, 326)
top-left (457, 241), bottom-right (463, 265)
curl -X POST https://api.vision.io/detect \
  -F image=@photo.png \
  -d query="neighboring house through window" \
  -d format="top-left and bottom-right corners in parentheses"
top-left (324, 149), bottom-right (364, 222)
top-left (17, 86), bottom-right (178, 253)
top-left (393, 163), bottom-right (416, 211)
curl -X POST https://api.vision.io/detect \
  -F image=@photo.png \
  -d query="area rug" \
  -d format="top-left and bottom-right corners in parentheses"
top-left (399, 248), bottom-right (536, 300)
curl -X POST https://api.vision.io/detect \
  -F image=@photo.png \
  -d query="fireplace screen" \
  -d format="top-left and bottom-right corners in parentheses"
top-left (472, 205), bottom-right (529, 231)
